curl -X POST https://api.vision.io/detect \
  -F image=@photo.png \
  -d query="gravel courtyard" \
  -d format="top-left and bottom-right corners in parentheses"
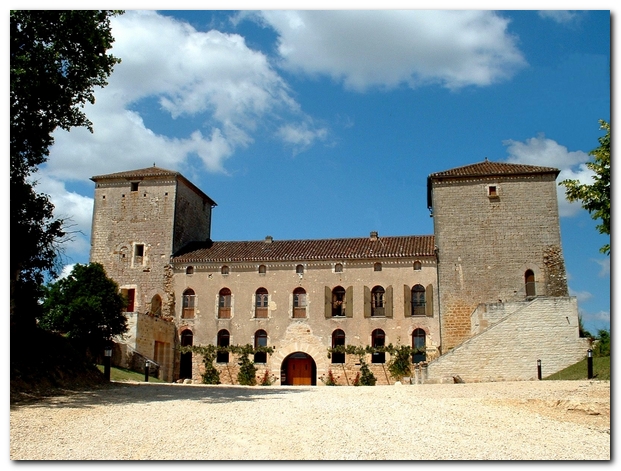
top-left (10, 379), bottom-right (610, 460)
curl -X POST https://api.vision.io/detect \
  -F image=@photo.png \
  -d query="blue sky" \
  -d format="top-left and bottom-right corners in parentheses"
top-left (28, 7), bottom-right (610, 334)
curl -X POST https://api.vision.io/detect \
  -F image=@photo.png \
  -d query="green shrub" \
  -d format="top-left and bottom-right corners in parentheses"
top-left (359, 358), bottom-right (376, 386)
top-left (237, 353), bottom-right (257, 386)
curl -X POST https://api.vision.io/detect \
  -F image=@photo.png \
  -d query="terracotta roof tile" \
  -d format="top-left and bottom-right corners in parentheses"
top-left (91, 166), bottom-right (181, 181)
top-left (429, 159), bottom-right (560, 179)
top-left (172, 235), bottom-right (436, 263)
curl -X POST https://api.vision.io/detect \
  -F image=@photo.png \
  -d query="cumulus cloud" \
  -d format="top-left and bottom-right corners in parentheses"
top-left (41, 10), bottom-right (327, 261)
top-left (503, 134), bottom-right (593, 217)
top-left (249, 10), bottom-right (527, 92)
top-left (569, 289), bottom-right (593, 303)
top-left (593, 258), bottom-right (610, 278)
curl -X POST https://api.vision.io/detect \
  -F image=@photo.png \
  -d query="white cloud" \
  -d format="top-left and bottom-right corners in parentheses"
top-left (250, 10), bottom-right (527, 92)
top-left (41, 10), bottom-right (326, 260)
top-left (569, 289), bottom-right (593, 303)
top-left (503, 134), bottom-right (593, 217)
top-left (538, 11), bottom-right (580, 24)
top-left (593, 258), bottom-right (610, 278)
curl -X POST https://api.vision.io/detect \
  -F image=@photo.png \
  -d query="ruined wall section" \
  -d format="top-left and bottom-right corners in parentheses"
top-left (431, 173), bottom-right (567, 351)
top-left (172, 180), bottom-right (213, 253)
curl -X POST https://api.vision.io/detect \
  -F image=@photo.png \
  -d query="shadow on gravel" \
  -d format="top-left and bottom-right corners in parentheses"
top-left (11, 381), bottom-right (312, 410)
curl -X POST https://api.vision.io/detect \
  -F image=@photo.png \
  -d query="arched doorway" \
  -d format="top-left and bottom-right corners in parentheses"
top-left (179, 330), bottom-right (193, 379)
top-left (281, 352), bottom-right (317, 385)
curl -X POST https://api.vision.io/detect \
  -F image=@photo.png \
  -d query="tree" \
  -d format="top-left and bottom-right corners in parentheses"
top-left (560, 119), bottom-right (611, 255)
top-left (10, 10), bottom-right (122, 328)
top-left (39, 263), bottom-right (128, 360)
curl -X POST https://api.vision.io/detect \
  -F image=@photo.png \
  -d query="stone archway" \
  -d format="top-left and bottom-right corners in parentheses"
top-left (281, 352), bottom-right (317, 386)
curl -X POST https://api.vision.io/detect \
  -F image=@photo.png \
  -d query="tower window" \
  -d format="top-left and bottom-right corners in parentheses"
top-left (131, 182), bottom-right (139, 192)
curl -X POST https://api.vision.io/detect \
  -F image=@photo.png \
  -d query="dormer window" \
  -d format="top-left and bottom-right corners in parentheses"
top-left (487, 184), bottom-right (500, 198)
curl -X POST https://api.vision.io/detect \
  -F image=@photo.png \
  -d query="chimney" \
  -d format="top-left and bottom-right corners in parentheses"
top-left (370, 231), bottom-right (378, 241)
top-left (264, 235), bottom-right (273, 244)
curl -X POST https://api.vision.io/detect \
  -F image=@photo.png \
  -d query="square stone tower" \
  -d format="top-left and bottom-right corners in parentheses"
top-left (90, 166), bottom-right (216, 318)
top-left (427, 159), bottom-right (569, 351)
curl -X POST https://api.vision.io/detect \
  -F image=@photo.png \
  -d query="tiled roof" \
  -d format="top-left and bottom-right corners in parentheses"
top-left (172, 235), bottom-right (436, 263)
top-left (428, 159), bottom-right (560, 179)
top-left (91, 166), bottom-right (181, 181)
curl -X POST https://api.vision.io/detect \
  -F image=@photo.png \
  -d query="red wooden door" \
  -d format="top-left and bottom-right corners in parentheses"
top-left (288, 358), bottom-right (312, 385)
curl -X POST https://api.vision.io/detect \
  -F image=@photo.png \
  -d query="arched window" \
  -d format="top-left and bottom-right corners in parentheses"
top-left (411, 284), bottom-right (426, 316)
top-left (371, 329), bottom-right (386, 363)
top-left (258, 264), bottom-right (266, 274)
top-left (335, 263), bottom-right (343, 273)
top-left (150, 294), bottom-right (162, 317)
top-left (332, 286), bottom-right (346, 317)
top-left (217, 330), bottom-right (230, 363)
top-left (374, 262), bottom-right (382, 272)
top-left (221, 265), bottom-right (229, 275)
top-left (413, 261), bottom-right (422, 271)
top-left (255, 288), bottom-right (268, 318)
top-left (218, 288), bottom-right (231, 318)
top-left (293, 287), bottom-right (307, 318)
top-left (525, 270), bottom-right (536, 297)
top-left (296, 264), bottom-right (304, 275)
top-left (412, 328), bottom-right (426, 364)
top-left (331, 329), bottom-right (346, 364)
top-left (186, 266), bottom-right (194, 275)
top-left (254, 330), bottom-right (268, 363)
top-left (371, 286), bottom-right (385, 317)
top-left (182, 289), bottom-right (195, 319)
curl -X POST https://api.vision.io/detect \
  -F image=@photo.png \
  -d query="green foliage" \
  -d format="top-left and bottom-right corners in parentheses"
top-left (237, 352), bottom-right (257, 386)
top-left (351, 372), bottom-right (361, 386)
top-left (560, 119), bottom-right (610, 255)
top-left (593, 329), bottom-right (610, 357)
top-left (358, 358), bottom-right (377, 386)
top-left (10, 10), bottom-right (122, 328)
top-left (96, 365), bottom-right (165, 383)
top-left (39, 263), bottom-right (128, 360)
top-left (578, 314), bottom-right (592, 338)
top-left (387, 345), bottom-right (413, 381)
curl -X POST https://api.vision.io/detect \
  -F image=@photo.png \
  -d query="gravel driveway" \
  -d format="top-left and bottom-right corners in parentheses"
top-left (10, 379), bottom-right (610, 460)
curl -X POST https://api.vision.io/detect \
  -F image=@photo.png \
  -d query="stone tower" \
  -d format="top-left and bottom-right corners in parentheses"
top-left (90, 166), bottom-right (216, 318)
top-left (427, 160), bottom-right (569, 352)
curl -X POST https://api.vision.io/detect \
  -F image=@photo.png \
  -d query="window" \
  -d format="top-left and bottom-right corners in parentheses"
top-left (411, 284), bottom-right (426, 316)
top-left (413, 261), bottom-right (422, 271)
top-left (255, 288), bottom-right (269, 318)
top-left (332, 286), bottom-right (346, 317)
top-left (293, 287), bottom-right (307, 318)
top-left (412, 328), bottom-right (426, 363)
top-left (331, 329), bottom-right (346, 364)
top-left (487, 184), bottom-right (500, 198)
top-left (371, 286), bottom-right (385, 317)
top-left (218, 288), bottom-right (231, 318)
top-left (335, 263), bottom-right (343, 273)
top-left (182, 289), bottom-right (195, 318)
top-left (374, 262), bottom-right (382, 272)
top-left (525, 270), bottom-right (536, 297)
top-left (179, 330), bottom-right (193, 379)
top-left (254, 330), bottom-right (268, 363)
top-left (186, 266), bottom-right (194, 275)
top-left (131, 182), bottom-right (139, 192)
top-left (217, 330), bottom-right (230, 363)
top-left (371, 329), bottom-right (385, 363)
top-left (134, 244), bottom-right (144, 266)
top-left (150, 295), bottom-right (162, 317)
top-left (221, 265), bottom-right (229, 275)
top-left (258, 264), bottom-right (266, 274)
top-left (296, 264), bottom-right (304, 275)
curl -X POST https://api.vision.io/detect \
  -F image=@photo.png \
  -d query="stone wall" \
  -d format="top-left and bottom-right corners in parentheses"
top-left (431, 173), bottom-right (566, 351)
top-left (427, 297), bottom-right (590, 382)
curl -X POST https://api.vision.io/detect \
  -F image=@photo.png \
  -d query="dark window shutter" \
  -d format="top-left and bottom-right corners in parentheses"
top-left (404, 284), bottom-right (411, 317)
top-left (385, 285), bottom-right (393, 318)
top-left (363, 286), bottom-right (371, 318)
top-left (325, 286), bottom-right (332, 318)
top-left (426, 284), bottom-right (434, 317)
top-left (345, 286), bottom-right (354, 318)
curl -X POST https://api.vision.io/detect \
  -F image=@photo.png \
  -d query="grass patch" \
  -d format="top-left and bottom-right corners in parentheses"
top-left (544, 356), bottom-right (610, 381)
top-left (96, 365), bottom-right (166, 383)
